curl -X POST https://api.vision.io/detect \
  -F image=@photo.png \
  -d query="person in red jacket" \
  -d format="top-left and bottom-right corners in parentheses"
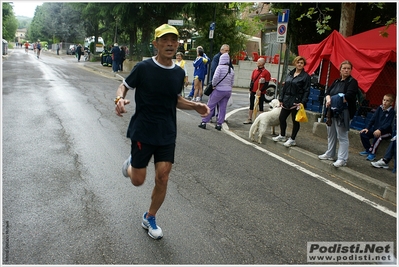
top-left (243, 57), bottom-right (271, 124)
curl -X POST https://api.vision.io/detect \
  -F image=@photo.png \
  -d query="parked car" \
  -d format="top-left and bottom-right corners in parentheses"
top-left (28, 43), bottom-right (34, 50)
top-left (67, 44), bottom-right (76, 55)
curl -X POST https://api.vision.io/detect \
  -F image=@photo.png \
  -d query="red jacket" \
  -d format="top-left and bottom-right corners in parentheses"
top-left (250, 67), bottom-right (271, 94)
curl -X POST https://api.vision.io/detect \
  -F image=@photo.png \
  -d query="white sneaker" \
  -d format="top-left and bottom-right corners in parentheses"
top-left (318, 154), bottom-right (334, 161)
top-left (272, 135), bottom-right (287, 142)
top-left (333, 160), bottom-right (347, 167)
top-left (371, 158), bottom-right (389, 169)
top-left (195, 97), bottom-right (201, 102)
top-left (283, 138), bottom-right (296, 147)
top-left (122, 155), bottom-right (131, 178)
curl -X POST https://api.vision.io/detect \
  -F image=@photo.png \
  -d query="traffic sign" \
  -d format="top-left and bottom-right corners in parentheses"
top-left (210, 22), bottom-right (215, 31)
top-left (278, 9), bottom-right (289, 23)
top-left (168, 19), bottom-right (183, 26)
top-left (278, 25), bottom-right (286, 35)
top-left (277, 9), bottom-right (289, 43)
top-left (209, 22), bottom-right (215, 39)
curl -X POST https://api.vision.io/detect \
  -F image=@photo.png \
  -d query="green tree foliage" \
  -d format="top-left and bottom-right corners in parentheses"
top-left (272, 3), bottom-right (342, 55)
top-left (28, 2), bottom-right (84, 44)
top-left (272, 2), bottom-right (397, 54)
top-left (3, 2), bottom-right (18, 41)
top-left (16, 16), bottom-right (32, 29)
top-left (16, 2), bottom-right (255, 59)
top-left (182, 3), bottom-right (248, 60)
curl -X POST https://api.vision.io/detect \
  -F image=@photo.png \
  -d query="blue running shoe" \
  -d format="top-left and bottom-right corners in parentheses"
top-left (366, 153), bottom-right (376, 161)
top-left (359, 150), bottom-right (370, 156)
top-left (142, 212), bottom-right (163, 239)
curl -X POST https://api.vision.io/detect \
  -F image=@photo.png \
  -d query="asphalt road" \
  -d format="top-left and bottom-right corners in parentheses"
top-left (2, 49), bottom-right (397, 265)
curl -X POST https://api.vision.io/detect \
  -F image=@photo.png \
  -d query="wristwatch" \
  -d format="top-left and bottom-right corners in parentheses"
top-left (114, 96), bottom-right (124, 105)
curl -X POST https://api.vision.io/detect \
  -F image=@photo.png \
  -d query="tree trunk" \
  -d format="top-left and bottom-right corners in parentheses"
top-left (339, 3), bottom-right (356, 37)
top-left (128, 27), bottom-right (137, 61)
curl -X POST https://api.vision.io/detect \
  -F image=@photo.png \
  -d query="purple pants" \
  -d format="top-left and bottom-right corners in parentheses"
top-left (202, 89), bottom-right (232, 125)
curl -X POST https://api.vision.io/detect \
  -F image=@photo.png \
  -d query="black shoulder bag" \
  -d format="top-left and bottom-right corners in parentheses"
top-left (204, 67), bottom-right (231, 96)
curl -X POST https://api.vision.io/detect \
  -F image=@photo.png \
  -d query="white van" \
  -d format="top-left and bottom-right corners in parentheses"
top-left (84, 36), bottom-right (105, 53)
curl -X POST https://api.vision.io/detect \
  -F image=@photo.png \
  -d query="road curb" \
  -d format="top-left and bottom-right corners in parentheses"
top-left (286, 144), bottom-right (396, 203)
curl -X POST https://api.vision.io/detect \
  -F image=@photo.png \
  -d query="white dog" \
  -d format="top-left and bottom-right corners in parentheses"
top-left (249, 98), bottom-right (281, 144)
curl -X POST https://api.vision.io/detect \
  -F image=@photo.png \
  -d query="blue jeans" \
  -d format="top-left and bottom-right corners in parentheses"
top-left (383, 137), bottom-right (396, 163)
top-left (112, 60), bottom-right (119, 72)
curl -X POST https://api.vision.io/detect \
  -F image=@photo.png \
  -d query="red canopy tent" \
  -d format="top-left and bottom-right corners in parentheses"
top-left (298, 25), bottom-right (396, 106)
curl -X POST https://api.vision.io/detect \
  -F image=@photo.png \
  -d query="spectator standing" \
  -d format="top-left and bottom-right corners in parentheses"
top-left (186, 46), bottom-right (209, 101)
top-left (272, 56), bottom-right (310, 147)
top-left (209, 44), bottom-right (232, 121)
top-left (119, 46), bottom-right (126, 71)
top-left (359, 94), bottom-right (395, 161)
top-left (114, 24), bottom-right (210, 240)
top-left (174, 52), bottom-right (189, 95)
top-left (56, 43), bottom-right (60, 55)
top-left (210, 44), bottom-right (231, 81)
top-left (243, 57), bottom-right (271, 124)
top-left (192, 47), bottom-right (209, 102)
top-left (111, 43), bottom-right (121, 73)
top-left (76, 43), bottom-right (83, 62)
top-left (318, 60), bottom-right (358, 167)
top-left (198, 53), bottom-right (234, 131)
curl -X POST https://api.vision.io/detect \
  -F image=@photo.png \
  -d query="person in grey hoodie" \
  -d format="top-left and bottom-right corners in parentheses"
top-left (198, 53), bottom-right (234, 131)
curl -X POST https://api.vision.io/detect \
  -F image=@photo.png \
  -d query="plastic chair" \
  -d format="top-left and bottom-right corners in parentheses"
top-left (273, 54), bottom-right (279, 64)
top-left (239, 51), bottom-right (246, 60)
top-left (252, 52), bottom-right (260, 62)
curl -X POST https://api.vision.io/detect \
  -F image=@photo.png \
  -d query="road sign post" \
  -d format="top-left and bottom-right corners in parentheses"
top-left (277, 9), bottom-right (289, 43)
top-left (209, 22), bottom-right (215, 39)
top-left (206, 22), bottom-right (216, 85)
top-left (276, 9), bottom-right (289, 96)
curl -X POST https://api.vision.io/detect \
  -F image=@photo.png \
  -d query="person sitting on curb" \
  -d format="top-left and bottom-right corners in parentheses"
top-left (359, 94), bottom-right (395, 161)
top-left (371, 135), bottom-right (396, 173)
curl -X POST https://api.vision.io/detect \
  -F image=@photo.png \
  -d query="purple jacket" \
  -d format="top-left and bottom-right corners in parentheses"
top-left (212, 53), bottom-right (234, 92)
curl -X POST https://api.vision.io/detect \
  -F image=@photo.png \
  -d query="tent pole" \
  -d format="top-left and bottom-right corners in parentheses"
top-left (321, 61), bottom-right (331, 121)
top-left (276, 43), bottom-right (283, 95)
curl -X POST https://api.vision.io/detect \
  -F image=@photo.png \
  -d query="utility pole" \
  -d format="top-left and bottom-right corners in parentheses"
top-left (206, 5), bottom-right (217, 85)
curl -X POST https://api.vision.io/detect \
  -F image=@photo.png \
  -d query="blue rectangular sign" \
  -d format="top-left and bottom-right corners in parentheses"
top-left (278, 9), bottom-right (289, 23)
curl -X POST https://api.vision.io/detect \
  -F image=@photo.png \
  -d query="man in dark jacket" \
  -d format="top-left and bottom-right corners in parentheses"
top-left (210, 44), bottom-right (231, 80)
top-left (119, 46), bottom-right (126, 71)
top-left (111, 43), bottom-right (121, 73)
top-left (76, 43), bottom-right (83, 62)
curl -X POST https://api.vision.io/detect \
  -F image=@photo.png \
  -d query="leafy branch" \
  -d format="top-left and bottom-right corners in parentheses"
top-left (296, 4), bottom-right (333, 34)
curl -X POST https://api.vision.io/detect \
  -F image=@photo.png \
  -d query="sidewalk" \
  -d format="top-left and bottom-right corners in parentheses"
top-left (77, 56), bottom-right (396, 204)
top-left (224, 108), bottom-right (396, 204)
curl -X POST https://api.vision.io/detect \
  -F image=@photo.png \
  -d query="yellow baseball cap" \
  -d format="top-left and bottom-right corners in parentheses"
top-left (154, 24), bottom-right (179, 39)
